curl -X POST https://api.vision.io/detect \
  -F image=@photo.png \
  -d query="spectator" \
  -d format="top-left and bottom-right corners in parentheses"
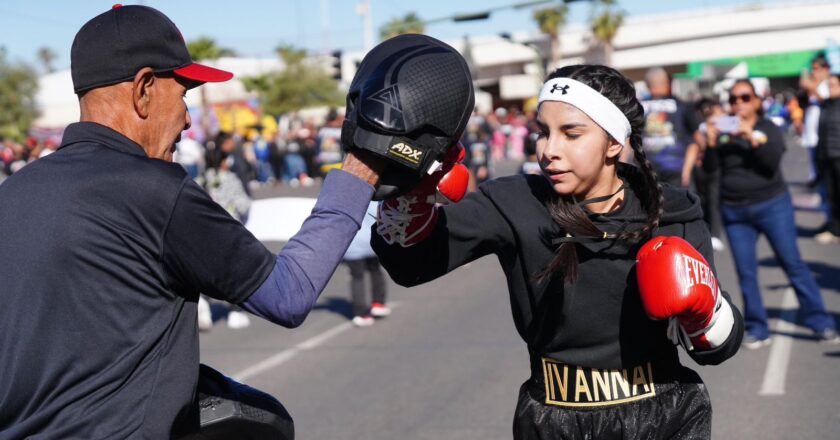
top-left (174, 132), bottom-right (206, 181)
top-left (694, 97), bottom-right (726, 251)
top-left (802, 53), bottom-right (840, 244)
top-left (205, 150), bottom-right (252, 223)
top-left (283, 128), bottom-right (313, 187)
top-left (704, 79), bottom-right (839, 348)
top-left (462, 121), bottom-right (492, 186)
top-left (202, 150), bottom-right (256, 330)
top-left (250, 127), bottom-right (274, 184)
top-left (641, 67), bottom-right (700, 187)
top-left (298, 122), bottom-right (319, 179)
top-left (218, 133), bottom-right (253, 195)
top-left (269, 129), bottom-right (287, 186)
top-left (316, 108), bottom-right (345, 176)
top-left (342, 201), bottom-right (390, 327)
top-left (797, 81), bottom-right (831, 217)
top-left (39, 138), bottom-right (59, 159)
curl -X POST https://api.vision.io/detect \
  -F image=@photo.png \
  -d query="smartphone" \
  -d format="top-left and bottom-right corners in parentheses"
top-left (713, 115), bottom-right (740, 134)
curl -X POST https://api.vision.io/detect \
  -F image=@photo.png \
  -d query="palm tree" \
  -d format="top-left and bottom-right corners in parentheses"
top-left (187, 37), bottom-right (236, 61)
top-left (533, 4), bottom-right (569, 71)
top-left (186, 37), bottom-right (236, 142)
top-left (590, 0), bottom-right (625, 66)
top-left (36, 47), bottom-right (57, 73)
top-left (379, 13), bottom-right (425, 40)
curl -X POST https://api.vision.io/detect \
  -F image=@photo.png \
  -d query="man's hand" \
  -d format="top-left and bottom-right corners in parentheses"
top-left (341, 149), bottom-right (385, 186)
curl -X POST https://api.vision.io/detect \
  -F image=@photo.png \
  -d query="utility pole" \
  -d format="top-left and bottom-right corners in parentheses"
top-left (357, 0), bottom-right (374, 52)
top-left (320, 0), bottom-right (331, 54)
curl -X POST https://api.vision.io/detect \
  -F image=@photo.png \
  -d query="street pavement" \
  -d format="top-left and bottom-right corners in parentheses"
top-left (200, 144), bottom-right (840, 439)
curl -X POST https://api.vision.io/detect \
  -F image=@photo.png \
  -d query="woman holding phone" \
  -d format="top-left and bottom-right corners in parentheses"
top-left (704, 79), bottom-right (839, 349)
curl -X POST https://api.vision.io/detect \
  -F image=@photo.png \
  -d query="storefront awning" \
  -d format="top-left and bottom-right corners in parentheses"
top-left (676, 48), bottom-right (820, 79)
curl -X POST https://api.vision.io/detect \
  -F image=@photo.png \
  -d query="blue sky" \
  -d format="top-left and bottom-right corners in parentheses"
top-left (1, 0), bottom-right (792, 71)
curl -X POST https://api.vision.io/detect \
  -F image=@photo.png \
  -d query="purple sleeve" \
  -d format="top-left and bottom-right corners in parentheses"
top-left (240, 170), bottom-right (374, 327)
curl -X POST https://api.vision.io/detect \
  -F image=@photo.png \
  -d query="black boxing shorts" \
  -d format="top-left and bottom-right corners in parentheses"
top-left (512, 358), bottom-right (712, 440)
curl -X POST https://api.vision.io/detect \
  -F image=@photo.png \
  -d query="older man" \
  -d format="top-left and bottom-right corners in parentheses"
top-left (0, 5), bottom-right (382, 438)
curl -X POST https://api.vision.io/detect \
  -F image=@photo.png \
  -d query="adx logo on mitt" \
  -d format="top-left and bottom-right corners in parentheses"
top-left (387, 142), bottom-right (424, 166)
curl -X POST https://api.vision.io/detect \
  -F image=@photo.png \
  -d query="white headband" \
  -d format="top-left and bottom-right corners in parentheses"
top-left (538, 78), bottom-right (631, 147)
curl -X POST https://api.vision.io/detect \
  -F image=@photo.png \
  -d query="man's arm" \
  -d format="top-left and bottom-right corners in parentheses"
top-left (239, 151), bottom-right (382, 328)
top-left (162, 151), bottom-right (381, 329)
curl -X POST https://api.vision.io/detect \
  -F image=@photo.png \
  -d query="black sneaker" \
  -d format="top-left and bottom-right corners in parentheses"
top-left (742, 333), bottom-right (771, 350)
top-left (815, 328), bottom-right (840, 344)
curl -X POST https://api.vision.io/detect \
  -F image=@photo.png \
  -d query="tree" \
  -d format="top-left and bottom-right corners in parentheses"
top-left (241, 46), bottom-right (343, 116)
top-left (533, 4), bottom-right (569, 71)
top-left (186, 37), bottom-right (235, 141)
top-left (36, 47), bottom-right (57, 74)
top-left (590, 0), bottom-right (625, 66)
top-left (0, 47), bottom-right (39, 141)
top-left (187, 37), bottom-right (236, 61)
top-left (380, 12), bottom-right (425, 40)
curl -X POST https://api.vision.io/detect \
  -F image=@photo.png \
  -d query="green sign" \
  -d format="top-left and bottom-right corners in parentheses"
top-left (676, 49), bottom-right (821, 78)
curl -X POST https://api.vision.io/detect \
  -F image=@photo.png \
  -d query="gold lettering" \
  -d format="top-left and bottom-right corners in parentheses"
top-left (550, 363), bottom-right (569, 402)
top-left (647, 362), bottom-right (657, 395)
top-left (544, 359), bottom-right (555, 402)
top-left (592, 369), bottom-right (612, 401)
top-left (575, 368), bottom-right (593, 402)
top-left (632, 366), bottom-right (648, 395)
top-left (611, 369), bottom-right (630, 399)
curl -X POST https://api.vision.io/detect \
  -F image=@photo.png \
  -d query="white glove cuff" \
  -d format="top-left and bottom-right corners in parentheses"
top-left (698, 294), bottom-right (735, 348)
top-left (667, 293), bottom-right (735, 351)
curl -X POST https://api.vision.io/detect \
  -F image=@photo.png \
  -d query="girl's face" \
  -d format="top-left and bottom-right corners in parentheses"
top-left (536, 101), bottom-right (624, 199)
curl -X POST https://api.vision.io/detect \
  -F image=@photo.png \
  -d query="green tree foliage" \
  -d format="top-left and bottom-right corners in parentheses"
top-left (379, 12), bottom-right (425, 40)
top-left (241, 46), bottom-right (343, 116)
top-left (533, 4), bottom-right (569, 70)
top-left (186, 37), bottom-right (236, 61)
top-left (0, 48), bottom-right (39, 140)
top-left (36, 46), bottom-right (57, 74)
top-left (590, 0), bottom-right (625, 65)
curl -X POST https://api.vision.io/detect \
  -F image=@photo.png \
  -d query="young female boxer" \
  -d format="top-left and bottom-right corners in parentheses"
top-left (372, 64), bottom-right (744, 439)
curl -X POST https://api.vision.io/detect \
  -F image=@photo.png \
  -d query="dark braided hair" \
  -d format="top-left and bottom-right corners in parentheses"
top-left (537, 64), bottom-right (664, 283)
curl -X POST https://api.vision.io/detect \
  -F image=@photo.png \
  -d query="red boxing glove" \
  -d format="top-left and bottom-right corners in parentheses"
top-left (376, 144), bottom-right (469, 247)
top-left (636, 236), bottom-right (735, 351)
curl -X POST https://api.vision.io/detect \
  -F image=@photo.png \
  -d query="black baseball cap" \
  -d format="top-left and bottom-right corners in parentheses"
top-left (71, 4), bottom-right (233, 94)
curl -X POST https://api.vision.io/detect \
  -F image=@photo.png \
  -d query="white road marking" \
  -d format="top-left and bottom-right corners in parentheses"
top-left (759, 288), bottom-right (798, 396)
top-left (233, 302), bottom-right (399, 381)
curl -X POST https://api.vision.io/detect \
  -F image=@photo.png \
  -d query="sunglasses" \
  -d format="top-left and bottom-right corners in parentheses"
top-left (728, 94), bottom-right (753, 104)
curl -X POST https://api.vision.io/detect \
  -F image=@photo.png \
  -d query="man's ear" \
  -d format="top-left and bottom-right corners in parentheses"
top-left (132, 67), bottom-right (156, 119)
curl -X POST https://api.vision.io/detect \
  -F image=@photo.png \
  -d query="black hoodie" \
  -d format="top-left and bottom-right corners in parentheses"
top-left (372, 164), bottom-right (743, 375)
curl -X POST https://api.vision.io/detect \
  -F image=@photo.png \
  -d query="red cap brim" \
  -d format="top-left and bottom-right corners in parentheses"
top-left (174, 63), bottom-right (233, 85)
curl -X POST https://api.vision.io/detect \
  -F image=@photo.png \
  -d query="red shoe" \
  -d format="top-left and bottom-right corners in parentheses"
top-left (370, 302), bottom-right (391, 318)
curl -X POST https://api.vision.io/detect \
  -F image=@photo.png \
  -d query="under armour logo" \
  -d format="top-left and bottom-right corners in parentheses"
top-left (551, 84), bottom-right (570, 95)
